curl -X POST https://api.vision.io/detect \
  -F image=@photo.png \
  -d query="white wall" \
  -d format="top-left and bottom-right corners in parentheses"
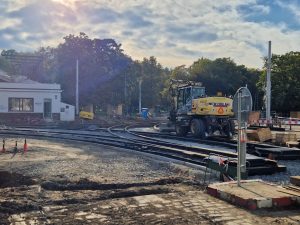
top-left (60, 102), bottom-right (75, 121)
top-left (0, 82), bottom-right (62, 113)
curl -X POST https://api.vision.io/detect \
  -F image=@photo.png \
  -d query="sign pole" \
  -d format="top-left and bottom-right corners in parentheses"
top-left (233, 86), bottom-right (252, 187)
top-left (237, 91), bottom-right (242, 186)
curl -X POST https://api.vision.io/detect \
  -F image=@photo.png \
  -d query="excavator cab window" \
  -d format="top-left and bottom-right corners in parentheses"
top-left (177, 88), bottom-right (184, 108)
top-left (177, 87), bottom-right (191, 109)
top-left (177, 86), bottom-right (206, 109)
top-left (192, 87), bottom-right (205, 99)
top-left (185, 87), bottom-right (191, 103)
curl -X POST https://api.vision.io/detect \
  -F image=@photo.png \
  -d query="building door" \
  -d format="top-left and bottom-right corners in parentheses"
top-left (44, 99), bottom-right (52, 118)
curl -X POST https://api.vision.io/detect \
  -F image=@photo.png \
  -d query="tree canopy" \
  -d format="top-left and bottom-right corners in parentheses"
top-left (1, 33), bottom-right (300, 115)
top-left (189, 58), bottom-right (260, 97)
top-left (161, 58), bottom-right (260, 109)
top-left (55, 33), bottom-right (131, 105)
top-left (258, 51), bottom-right (300, 113)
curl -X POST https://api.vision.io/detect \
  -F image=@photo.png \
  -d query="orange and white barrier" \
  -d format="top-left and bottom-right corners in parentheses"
top-left (250, 117), bottom-right (300, 126)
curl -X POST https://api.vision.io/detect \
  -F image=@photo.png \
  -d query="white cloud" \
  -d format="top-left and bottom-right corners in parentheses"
top-left (276, 0), bottom-right (300, 23)
top-left (0, 0), bottom-right (299, 69)
top-left (0, 17), bottom-right (21, 30)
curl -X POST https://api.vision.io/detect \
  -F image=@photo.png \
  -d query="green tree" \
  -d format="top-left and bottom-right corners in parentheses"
top-left (34, 47), bottom-right (58, 83)
top-left (258, 51), bottom-right (300, 113)
top-left (160, 58), bottom-right (260, 111)
top-left (55, 33), bottom-right (131, 106)
top-left (1, 49), bottom-right (44, 80)
top-left (124, 57), bottom-right (169, 113)
top-left (189, 57), bottom-right (260, 97)
top-left (160, 65), bottom-right (191, 110)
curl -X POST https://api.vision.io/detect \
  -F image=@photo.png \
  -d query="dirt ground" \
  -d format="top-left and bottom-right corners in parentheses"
top-left (0, 136), bottom-right (300, 225)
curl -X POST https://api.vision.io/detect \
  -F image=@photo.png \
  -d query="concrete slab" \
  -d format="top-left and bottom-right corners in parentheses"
top-left (207, 179), bottom-right (300, 210)
top-left (290, 176), bottom-right (300, 186)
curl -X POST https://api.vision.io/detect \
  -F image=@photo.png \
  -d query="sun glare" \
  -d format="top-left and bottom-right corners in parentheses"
top-left (52, 0), bottom-right (74, 6)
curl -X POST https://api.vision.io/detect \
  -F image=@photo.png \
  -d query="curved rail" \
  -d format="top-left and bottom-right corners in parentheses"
top-left (0, 126), bottom-right (285, 176)
top-left (130, 128), bottom-right (300, 160)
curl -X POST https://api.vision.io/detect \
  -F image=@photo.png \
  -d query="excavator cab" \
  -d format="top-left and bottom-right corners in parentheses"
top-left (177, 86), bottom-right (205, 114)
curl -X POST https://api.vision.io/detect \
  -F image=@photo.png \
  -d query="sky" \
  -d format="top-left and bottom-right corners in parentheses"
top-left (0, 0), bottom-right (300, 68)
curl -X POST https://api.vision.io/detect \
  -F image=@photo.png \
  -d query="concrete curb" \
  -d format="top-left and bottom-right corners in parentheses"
top-left (207, 180), bottom-right (300, 210)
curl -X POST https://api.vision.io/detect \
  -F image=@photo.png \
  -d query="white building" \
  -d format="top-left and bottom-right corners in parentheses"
top-left (0, 82), bottom-right (75, 124)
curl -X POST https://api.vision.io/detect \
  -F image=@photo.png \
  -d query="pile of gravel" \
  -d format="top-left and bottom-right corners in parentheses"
top-left (252, 160), bottom-right (300, 185)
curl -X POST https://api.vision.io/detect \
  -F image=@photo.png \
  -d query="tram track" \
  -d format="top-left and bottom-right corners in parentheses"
top-left (131, 129), bottom-right (300, 160)
top-left (0, 126), bottom-right (286, 177)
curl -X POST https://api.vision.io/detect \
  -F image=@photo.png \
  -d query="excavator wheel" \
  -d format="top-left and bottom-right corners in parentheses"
top-left (190, 119), bottom-right (206, 138)
top-left (175, 125), bottom-right (188, 136)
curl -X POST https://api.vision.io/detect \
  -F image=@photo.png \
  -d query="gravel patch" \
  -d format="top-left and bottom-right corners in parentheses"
top-left (252, 160), bottom-right (300, 185)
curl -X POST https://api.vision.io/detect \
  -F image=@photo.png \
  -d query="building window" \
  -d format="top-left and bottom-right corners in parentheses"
top-left (9, 98), bottom-right (34, 112)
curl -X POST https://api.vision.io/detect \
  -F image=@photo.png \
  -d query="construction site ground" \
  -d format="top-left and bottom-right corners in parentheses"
top-left (0, 137), bottom-right (300, 225)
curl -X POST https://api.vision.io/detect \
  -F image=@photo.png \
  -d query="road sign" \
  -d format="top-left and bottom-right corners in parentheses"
top-left (233, 86), bottom-right (252, 186)
top-left (233, 87), bottom-right (253, 123)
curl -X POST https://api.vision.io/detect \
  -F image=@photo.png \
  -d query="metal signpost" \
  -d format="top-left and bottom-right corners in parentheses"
top-left (233, 87), bottom-right (253, 186)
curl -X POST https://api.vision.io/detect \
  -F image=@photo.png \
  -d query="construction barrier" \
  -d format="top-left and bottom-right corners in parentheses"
top-left (13, 141), bottom-right (18, 154)
top-left (1, 139), bottom-right (5, 153)
top-left (249, 119), bottom-right (273, 125)
top-left (0, 139), bottom-right (28, 154)
top-left (250, 117), bottom-right (300, 127)
top-left (282, 119), bottom-right (300, 125)
top-left (23, 138), bottom-right (28, 153)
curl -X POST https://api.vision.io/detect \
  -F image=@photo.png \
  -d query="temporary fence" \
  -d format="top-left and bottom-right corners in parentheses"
top-left (249, 117), bottom-right (300, 129)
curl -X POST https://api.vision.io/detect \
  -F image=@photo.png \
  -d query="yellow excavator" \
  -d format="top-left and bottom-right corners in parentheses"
top-left (169, 79), bottom-right (235, 138)
top-left (79, 104), bottom-right (94, 120)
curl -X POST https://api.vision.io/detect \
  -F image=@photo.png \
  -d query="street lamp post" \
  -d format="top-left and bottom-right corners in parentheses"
top-left (266, 41), bottom-right (272, 121)
top-left (138, 78), bottom-right (142, 114)
top-left (124, 72), bottom-right (127, 116)
top-left (76, 59), bottom-right (79, 116)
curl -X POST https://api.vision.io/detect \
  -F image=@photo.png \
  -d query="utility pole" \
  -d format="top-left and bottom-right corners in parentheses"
top-left (124, 72), bottom-right (127, 116)
top-left (266, 41), bottom-right (272, 120)
top-left (138, 78), bottom-right (142, 114)
top-left (76, 59), bottom-right (79, 115)
top-left (139, 65), bottom-right (144, 115)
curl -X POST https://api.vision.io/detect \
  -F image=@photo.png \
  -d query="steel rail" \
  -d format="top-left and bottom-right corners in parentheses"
top-left (0, 127), bottom-right (285, 175)
top-left (0, 127), bottom-right (209, 167)
top-left (130, 129), bottom-right (300, 160)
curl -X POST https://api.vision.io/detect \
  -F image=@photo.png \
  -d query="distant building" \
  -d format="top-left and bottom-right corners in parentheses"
top-left (0, 78), bottom-right (75, 125)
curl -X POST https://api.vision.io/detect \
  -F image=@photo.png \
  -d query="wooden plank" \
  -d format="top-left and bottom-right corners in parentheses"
top-left (278, 189), bottom-right (300, 197)
top-left (248, 111), bottom-right (260, 125)
top-left (247, 128), bottom-right (272, 142)
top-left (290, 176), bottom-right (300, 187)
top-left (285, 185), bottom-right (300, 192)
top-left (275, 133), bottom-right (297, 145)
top-left (286, 141), bottom-right (299, 148)
top-left (257, 128), bottom-right (272, 142)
